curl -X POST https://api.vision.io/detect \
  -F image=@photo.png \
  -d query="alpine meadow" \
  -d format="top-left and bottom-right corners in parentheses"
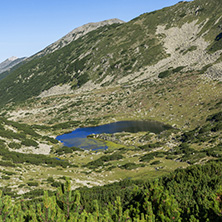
top-left (0, 0), bottom-right (222, 221)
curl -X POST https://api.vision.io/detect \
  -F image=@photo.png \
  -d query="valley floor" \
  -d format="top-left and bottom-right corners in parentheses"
top-left (0, 71), bottom-right (221, 198)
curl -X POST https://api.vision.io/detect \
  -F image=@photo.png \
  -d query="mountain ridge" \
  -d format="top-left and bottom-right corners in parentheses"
top-left (31, 18), bottom-right (125, 59)
top-left (0, 0), bottom-right (221, 106)
top-left (0, 56), bottom-right (26, 74)
top-left (0, 0), bottom-right (221, 206)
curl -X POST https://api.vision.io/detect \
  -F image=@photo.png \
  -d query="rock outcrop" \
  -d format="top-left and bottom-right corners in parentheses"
top-left (33, 19), bottom-right (125, 58)
top-left (0, 56), bottom-right (26, 74)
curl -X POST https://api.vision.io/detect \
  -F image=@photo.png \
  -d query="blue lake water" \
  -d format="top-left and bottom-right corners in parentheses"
top-left (56, 120), bottom-right (171, 150)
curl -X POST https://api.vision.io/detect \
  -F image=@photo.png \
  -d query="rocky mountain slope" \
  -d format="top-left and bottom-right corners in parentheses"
top-left (0, 0), bottom-right (221, 197)
top-left (32, 19), bottom-right (124, 59)
top-left (0, 56), bottom-right (26, 78)
top-left (0, 0), bottom-right (221, 106)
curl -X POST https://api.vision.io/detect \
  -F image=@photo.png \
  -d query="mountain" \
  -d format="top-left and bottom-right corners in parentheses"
top-left (0, 56), bottom-right (26, 75)
top-left (0, 56), bottom-right (26, 81)
top-left (0, 0), bottom-right (221, 106)
top-left (32, 19), bottom-right (125, 59)
top-left (0, 0), bottom-right (221, 211)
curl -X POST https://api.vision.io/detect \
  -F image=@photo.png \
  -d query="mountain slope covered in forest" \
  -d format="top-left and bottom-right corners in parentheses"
top-left (0, 0), bottom-right (221, 106)
top-left (0, 1), bottom-right (221, 219)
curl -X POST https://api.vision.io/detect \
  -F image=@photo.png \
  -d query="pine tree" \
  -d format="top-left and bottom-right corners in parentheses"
top-left (57, 178), bottom-right (81, 220)
top-left (36, 191), bottom-right (58, 222)
top-left (0, 190), bottom-right (13, 221)
top-left (142, 193), bottom-right (155, 222)
top-left (210, 185), bottom-right (222, 220)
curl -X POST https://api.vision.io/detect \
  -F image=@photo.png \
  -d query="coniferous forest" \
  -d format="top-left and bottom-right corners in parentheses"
top-left (0, 160), bottom-right (221, 221)
top-left (0, 0), bottom-right (222, 221)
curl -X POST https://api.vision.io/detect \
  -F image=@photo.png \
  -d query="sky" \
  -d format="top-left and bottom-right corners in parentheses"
top-left (0, 0), bottom-right (190, 63)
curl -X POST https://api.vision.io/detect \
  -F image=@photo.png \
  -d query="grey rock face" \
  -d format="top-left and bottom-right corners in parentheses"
top-left (0, 56), bottom-right (26, 74)
top-left (34, 19), bottom-right (124, 58)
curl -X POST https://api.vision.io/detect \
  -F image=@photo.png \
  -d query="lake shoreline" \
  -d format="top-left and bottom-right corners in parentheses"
top-left (56, 120), bottom-right (172, 150)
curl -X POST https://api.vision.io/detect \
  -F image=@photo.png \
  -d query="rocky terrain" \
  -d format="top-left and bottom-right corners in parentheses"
top-left (32, 19), bottom-right (124, 58)
top-left (0, 0), bottom-right (221, 107)
top-left (0, 56), bottom-right (26, 76)
top-left (0, 0), bottom-right (221, 199)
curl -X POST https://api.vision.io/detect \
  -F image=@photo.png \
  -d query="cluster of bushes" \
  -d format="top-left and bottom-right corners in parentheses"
top-left (21, 138), bottom-right (38, 147)
top-left (0, 117), bottom-right (60, 148)
top-left (119, 162), bottom-right (145, 170)
top-left (181, 111), bottom-right (222, 144)
top-left (8, 142), bottom-right (21, 149)
top-left (84, 152), bottom-right (124, 169)
top-left (0, 145), bottom-right (71, 168)
top-left (166, 142), bottom-right (222, 164)
top-left (150, 160), bottom-right (161, 165)
top-left (77, 160), bottom-right (222, 221)
top-left (46, 177), bottom-right (63, 188)
top-left (206, 111), bottom-right (222, 132)
top-left (1, 118), bottom-right (41, 138)
top-left (42, 136), bottom-right (59, 144)
top-left (0, 128), bottom-right (26, 141)
top-left (158, 66), bottom-right (185, 78)
top-left (209, 32), bottom-right (222, 52)
top-left (138, 142), bottom-right (163, 151)
top-left (204, 143), bottom-right (222, 158)
top-left (180, 46), bottom-right (197, 55)
top-left (139, 152), bottom-right (166, 163)
top-left (1, 161), bottom-right (222, 221)
top-left (138, 111), bottom-right (221, 164)
top-left (27, 181), bottom-right (39, 187)
top-left (0, 160), bottom-right (16, 167)
top-left (168, 143), bottom-right (206, 164)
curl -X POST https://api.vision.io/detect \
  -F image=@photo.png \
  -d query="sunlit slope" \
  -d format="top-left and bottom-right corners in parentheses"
top-left (0, 0), bottom-right (221, 106)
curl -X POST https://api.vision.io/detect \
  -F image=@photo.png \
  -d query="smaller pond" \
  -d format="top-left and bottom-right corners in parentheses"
top-left (56, 120), bottom-right (172, 150)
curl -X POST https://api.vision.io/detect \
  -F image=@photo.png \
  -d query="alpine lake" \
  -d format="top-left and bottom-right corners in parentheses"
top-left (56, 120), bottom-right (172, 150)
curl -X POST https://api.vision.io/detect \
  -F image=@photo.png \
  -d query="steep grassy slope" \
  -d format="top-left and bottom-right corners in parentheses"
top-left (0, 0), bottom-right (221, 106)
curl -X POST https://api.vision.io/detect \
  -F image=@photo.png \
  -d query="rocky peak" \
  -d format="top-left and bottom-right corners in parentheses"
top-left (8, 56), bottom-right (18, 61)
top-left (34, 18), bottom-right (125, 58)
top-left (0, 56), bottom-right (26, 74)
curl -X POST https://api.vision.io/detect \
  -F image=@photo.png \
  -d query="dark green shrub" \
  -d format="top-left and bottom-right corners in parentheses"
top-left (27, 181), bottom-right (38, 187)
top-left (8, 142), bottom-right (21, 149)
top-left (42, 136), bottom-right (59, 144)
top-left (85, 153), bottom-right (123, 169)
top-left (47, 177), bottom-right (54, 183)
top-left (21, 139), bottom-right (38, 147)
top-left (211, 123), bottom-right (222, 132)
top-left (51, 181), bottom-right (62, 187)
top-left (1, 175), bottom-right (10, 180)
top-left (2, 171), bottom-right (16, 176)
top-left (158, 70), bottom-right (171, 78)
top-left (119, 163), bottom-right (145, 170)
top-left (0, 161), bottom-right (15, 167)
top-left (150, 160), bottom-right (161, 165)
top-left (207, 111), bottom-right (222, 122)
top-left (166, 155), bottom-right (177, 160)
top-left (172, 66), bottom-right (186, 73)
top-left (140, 152), bottom-right (165, 162)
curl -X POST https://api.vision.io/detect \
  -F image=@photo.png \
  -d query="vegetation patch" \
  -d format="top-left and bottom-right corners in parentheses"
top-left (158, 66), bottom-right (185, 78)
top-left (140, 152), bottom-right (166, 162)
top-left (119, 162), bottom-right (145, 170)
top-left (84, 152), bottom-right (124, 169)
